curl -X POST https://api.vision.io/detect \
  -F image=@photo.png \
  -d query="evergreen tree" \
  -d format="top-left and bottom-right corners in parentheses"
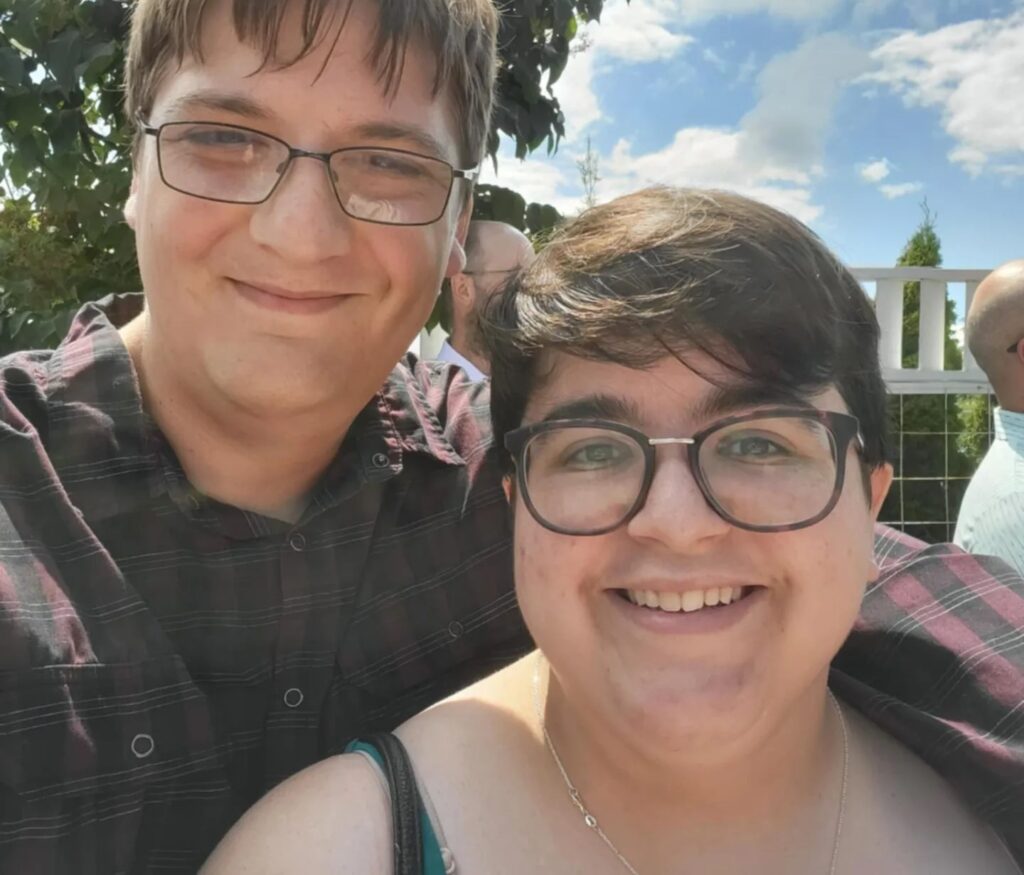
top-left (897, 201), bottom-right (961, 370)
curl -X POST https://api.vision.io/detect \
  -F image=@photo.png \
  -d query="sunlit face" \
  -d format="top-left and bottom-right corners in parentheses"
top-left (124, 0), bottom-right (470, 415)
top-left (511, 352), bottom-right (892, 756)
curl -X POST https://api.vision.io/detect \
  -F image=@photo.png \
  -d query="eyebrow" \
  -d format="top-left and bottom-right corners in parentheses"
top-left (536, 383), bottom-right (814, 429)
top-left (154, 94), bottom-right (456, 163)
top-left (539, 394), bottom-right (644, 424)
top-left (161, 90), bottom-right (275, 124)
top-left (690, 382), bottom-right (815, 421)
top-left (348, 121), bottom-right (455, 163)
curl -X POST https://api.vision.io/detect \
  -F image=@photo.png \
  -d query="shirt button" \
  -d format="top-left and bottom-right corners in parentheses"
top-left (288, 532), bottom-right (307, 552)
top-left (283, 687), bottom-right (304, 709)
top-left (131, 733), bottom-right (155, 759)
top-left (371, 452), bottom-right (390, 468)
top-left (448, 621), bottom-right (464, 639)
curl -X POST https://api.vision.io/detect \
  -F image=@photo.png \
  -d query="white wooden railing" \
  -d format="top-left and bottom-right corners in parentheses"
top-left (412, 267), bottom-right (995, 397)
top-left (851, 268), bottom-right (992, 395)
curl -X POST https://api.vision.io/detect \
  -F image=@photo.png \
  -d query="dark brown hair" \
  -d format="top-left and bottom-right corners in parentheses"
top-left (482, 186), bottom-right (890, 471)
top-left (125, 0), bottom-right (499, 165)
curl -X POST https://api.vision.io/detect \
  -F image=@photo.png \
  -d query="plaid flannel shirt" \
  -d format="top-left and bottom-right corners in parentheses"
top-left (0, 297), bottom-right (1022, 873)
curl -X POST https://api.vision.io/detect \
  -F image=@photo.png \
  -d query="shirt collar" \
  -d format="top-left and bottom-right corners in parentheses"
top-left (46, 295), bottom-right (469, 530)
top-left (435, 340), bottom-right (487, 382)
top-left (994, 407), bottom-right (1024, 448)
top-left (46, 294), bottom-right (160, 522)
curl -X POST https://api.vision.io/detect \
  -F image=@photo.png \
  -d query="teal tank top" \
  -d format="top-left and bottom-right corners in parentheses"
top-left (345, 739), bottom-right (449, 875)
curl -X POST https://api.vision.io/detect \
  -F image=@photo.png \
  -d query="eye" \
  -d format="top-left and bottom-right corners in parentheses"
top-left (716, 433), bottom-right (791, 460)
top-left (562, 439), bottom-right (636, 470)
top-left (364, 152), bottom-right (427, 177)
top-left (181, 127), bottom-right (263, 148)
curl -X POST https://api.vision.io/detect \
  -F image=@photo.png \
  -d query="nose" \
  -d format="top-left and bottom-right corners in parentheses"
top-left (625, 450), bottom-right (732, 551)
top-left (248, 153), bottom-right (353, 264)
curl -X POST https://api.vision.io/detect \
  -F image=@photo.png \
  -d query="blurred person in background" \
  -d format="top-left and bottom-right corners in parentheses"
top-left (954, 260), bottom-right (1024, 574)
top-left (436, 219), bottom-right (534, 379)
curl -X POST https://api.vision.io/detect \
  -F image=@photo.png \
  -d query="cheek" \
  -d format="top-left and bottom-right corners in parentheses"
top-left (383, 225), bottom-right (450, 288)
top-left (135, 180), bottom-right (238, 269)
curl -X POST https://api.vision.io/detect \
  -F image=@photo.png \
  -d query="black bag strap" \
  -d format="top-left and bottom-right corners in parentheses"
top-left (363, 732), bottom-right (424, 875)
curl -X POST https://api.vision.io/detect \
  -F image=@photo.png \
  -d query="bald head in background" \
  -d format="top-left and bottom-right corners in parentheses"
top-left (443, 220), bottom-right (534, 378)
top-left (966, 260), bottom-right (1024, 411)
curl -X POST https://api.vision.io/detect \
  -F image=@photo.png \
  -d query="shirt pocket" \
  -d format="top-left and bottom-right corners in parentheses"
top-left (0, 656), bottom-right (227, 843)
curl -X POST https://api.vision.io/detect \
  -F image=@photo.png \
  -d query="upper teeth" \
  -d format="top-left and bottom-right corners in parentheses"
top-left (626, 587), bottom-right (745, 612)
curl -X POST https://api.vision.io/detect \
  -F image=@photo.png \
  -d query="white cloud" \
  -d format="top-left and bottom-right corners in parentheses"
top-left (553, 49), bottom-right (603, 141)
top-left (545, 31), bottom-right (873, 224)
top-left (553, 0), bottom-right (695, 141)
top-left (702, 47), bottom-right (729, 72)
top-left (675, 0), bottom-right (845, 20)
top-left (478, 151), bottom-right (581, 216)
top-left (552, 0), bottom-right (856, 145)
top-left (594, 1), bottom-right (694, 62)
top-left (601, 127), bottom-right (823, 222)
top-left (867, 9), bottom-right (1024, 177)
top-left (879, 181), bottom-right (924, 198)
top-left (857, 157), bottom-right (922, 197)
top-left (859, 158), bottom-right (892, 182)
top-left (851, 0), bottom-right (897, 26)
top-left (739, 33), bottom-right (870, 172)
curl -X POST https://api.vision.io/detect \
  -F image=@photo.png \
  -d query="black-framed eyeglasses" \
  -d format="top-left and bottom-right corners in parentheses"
top-left (504, 409), bottom-right (864, 536)
top-left (136, 116), bottom-right (479, 227)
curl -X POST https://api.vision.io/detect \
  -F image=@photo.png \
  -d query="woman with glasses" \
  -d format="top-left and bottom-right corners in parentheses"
top-left (202, 188), bottom-right (1019, 874)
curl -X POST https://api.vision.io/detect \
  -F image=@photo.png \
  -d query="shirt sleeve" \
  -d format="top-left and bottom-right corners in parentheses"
top-left (956, 493), bottom-right (1024, 577)
top-left (834, 539), bottom-right (1024, 866)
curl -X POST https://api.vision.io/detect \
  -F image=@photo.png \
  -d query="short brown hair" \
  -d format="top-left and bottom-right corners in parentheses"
top-left (482, 186), bottom-right (890, 470)
top-left (125, 0), bottom-right (499, 165)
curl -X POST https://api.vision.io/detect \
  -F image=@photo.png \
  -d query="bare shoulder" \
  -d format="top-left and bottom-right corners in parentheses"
top-left (199, 752), bottom-right (393, 875)
top-left (843, 705), bottom-right (1020, 874)
top-left (398, 657), bottom-right (535, 758)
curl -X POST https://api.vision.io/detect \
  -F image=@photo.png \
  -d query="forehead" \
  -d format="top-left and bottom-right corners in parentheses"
top-left (524, 352), bottom-right (847, 429)
top-left (150, 0), bottom-right (460, 158)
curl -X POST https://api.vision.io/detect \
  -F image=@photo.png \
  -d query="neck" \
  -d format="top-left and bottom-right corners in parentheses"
top-left (123, 315), bottom-right (359, 522)
top-left (447, 326), bottom-right (489, 376)
top-left (536, 660), bottom-right (845, 871)
top-left (997, 396), bottom-right (1024, 415)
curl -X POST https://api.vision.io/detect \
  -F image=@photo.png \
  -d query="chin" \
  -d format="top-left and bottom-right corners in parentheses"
top-left (207, 353), bottom-right (342, 414)
top-left (609, 663), bottom-right (763, 739)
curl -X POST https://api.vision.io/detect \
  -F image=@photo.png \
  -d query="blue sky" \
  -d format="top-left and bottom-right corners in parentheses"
top-left (480, 0), bottom-right (1024, 297)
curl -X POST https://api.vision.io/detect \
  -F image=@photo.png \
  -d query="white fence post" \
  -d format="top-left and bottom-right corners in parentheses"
top-left (962, 281), bottom-right (980, 372)
top-left (918, 279), bottom-right (947, 372)
top-left (874, 279), bottom-right (905, 370)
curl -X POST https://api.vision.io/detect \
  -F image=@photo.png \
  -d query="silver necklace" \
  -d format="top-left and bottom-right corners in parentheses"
top-left (532, 658), bottom-right (850, 875)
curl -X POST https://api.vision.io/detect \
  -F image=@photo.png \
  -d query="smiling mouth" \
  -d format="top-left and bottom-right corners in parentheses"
top-left (232, 280), bottom-right (349, 314)
top-left (617, 586), bottom-right (755, 614)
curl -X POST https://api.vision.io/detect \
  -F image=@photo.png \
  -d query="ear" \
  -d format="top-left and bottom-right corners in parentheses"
top-left (867, 462), bottom-right (894, 521)
top-left (450, 273), bottom-right (476, 313)
top-left (444, 195), bottom-right (473, 278)
top-left (123, 174), bottom-right (140, 231)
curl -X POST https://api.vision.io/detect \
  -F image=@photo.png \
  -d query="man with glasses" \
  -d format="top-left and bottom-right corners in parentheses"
top-left (0, 1), bottom-right (1021, 873)
top-left (955, 259), bottom-right (1024, 573)
top-left (0, 1), bottom-right (525, 871)
top-left (437, 220), bottom-right (535, 380)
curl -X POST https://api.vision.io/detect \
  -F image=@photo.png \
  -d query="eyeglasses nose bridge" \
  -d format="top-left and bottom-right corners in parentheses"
top-left (273, 147), bottom-right (339, 185)
top-left (647, 437), bottom-right (696, 446)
